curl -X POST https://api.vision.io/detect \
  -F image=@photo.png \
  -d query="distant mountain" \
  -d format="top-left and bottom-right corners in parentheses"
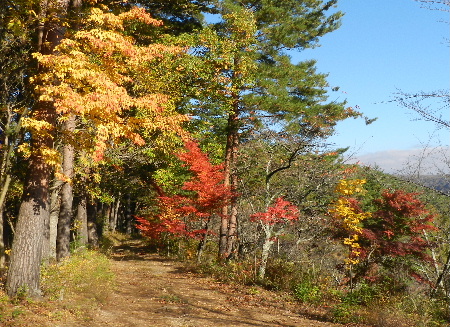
top-left (401, 175), bottom-right (450, 195)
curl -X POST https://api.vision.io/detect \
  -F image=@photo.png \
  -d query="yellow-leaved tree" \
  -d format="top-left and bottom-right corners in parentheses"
top-left (329, 179), bottom-right (371, 267)
top-left (7, 5), bottom-right (187, 297)
top-left (33, 6), bottom-right (186, 161)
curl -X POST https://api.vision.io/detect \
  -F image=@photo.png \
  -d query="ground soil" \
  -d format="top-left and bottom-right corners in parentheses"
top-left (64, 239), bottom-right (352, 327)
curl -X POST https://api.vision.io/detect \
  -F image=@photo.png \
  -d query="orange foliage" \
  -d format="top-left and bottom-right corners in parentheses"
top-left (31, 6), bottom-right (187, 161)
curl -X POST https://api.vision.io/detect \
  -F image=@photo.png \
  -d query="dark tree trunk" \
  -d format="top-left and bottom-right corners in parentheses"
top-left (6, 103), bottom-right (56, 297)
top-left (124, 194), bottom-right (134, 235)
top-left (197, 216), bottom-right (212, 263)
top-left (0, 103), bottom-right (23, 267)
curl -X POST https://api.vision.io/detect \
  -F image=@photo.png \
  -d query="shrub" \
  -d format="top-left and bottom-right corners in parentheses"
top-left (263, 258), bottom-right (298, 290)
top-left (197, 258), bottom-right (256, 285)
top-left (341, 282), bottom-right (380, 305)
top-left (293, 279), bottom-right (322, 303)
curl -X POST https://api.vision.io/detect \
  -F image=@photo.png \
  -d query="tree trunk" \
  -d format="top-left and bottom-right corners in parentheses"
top-left (6, 104), bottom-right (56, 297)
top-left (76, 197), bottom-right (88, 246)
top-left (258, 234), bottom-right (275, 280)
top-left (56, 114), bottom-right (76, 261)
top-left (102, 203), bottom-right (111, 236)
top-left (124, 194), bottom-right (135, 234)
top-left (197, 216), bottom-right (212, 263)
top-left (0, 175), bottom-right (11, 268)
top-left (6, 0), bottom-right (71, 297)
top-left (0, 210), bottom-right (5, 268)
top-left (109, 195), bottom-right (121, 232)
top-left (48, 178), bottom-right (63, 260)
top-left (219, 94), bottom-right (240, 261)
top-left (0, 104), bottom-right (23, 267)
top-left (432, 246), bottom-right (450, 297)
top-left (87, 199), bottom-right (99, 247)
top-left (225, 131), bottom-right (239, 259)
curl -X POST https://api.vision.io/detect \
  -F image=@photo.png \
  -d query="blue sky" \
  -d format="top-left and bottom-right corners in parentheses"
top-left (292, 0), bottom-right (449, 174)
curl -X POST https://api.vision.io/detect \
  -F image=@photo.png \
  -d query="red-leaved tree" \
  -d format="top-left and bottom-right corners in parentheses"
top-left (136, 139), bottom-right (235, 260)
top-left (338, 189), bottom-right (437, 285)
top-left (250, 197), bottom-right (299, 280)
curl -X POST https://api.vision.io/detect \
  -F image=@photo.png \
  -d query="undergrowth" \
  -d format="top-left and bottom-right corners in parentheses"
top-left (0, 248), bottom-right (113, 326)
top-left (168, 238), bottom-right (450, 327)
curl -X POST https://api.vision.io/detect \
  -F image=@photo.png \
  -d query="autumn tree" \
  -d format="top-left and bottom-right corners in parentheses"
top-left (329, 179), bottom-right (372, 281)
top-left (5, 0), bottom-right (75, 298)
top-left (360, 190), bottom-right (436, 278)
top-left (6, 4), bottom-right (187, 297)
top-left (0, 2), bottom-right (36, 268)
top-left (136, 139), bottom-right (234, 261)
top-left (330, 179), bottom-right (437, 288)
top-left (250, 197), bottom-right (299, 280)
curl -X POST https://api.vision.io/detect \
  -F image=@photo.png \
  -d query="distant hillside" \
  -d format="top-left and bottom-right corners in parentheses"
top-left (404, 175), bottom-right (450, 195)
top-left (355, 167), bottom-right (449, 220)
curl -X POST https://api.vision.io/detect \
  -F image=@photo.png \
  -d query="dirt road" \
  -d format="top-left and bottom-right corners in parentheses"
top-left (79, 240), bottom-right (347, 327)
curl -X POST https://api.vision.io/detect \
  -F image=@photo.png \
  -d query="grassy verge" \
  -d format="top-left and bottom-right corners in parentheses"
top-left (0, 248), bottom-right (113, 326)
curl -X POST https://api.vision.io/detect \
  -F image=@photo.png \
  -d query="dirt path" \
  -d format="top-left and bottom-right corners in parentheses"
top-left (71, 240), bottom-right (347, 327)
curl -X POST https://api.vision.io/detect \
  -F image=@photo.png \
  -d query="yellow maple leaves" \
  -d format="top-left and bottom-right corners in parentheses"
top-left (334, 179), bottom-right (367, 195)
top-left (329, 179), bottom-right (371, 267)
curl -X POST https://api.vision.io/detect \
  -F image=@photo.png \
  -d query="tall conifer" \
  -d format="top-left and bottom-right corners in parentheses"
top-left (185, 0), bottom-right (360, 259)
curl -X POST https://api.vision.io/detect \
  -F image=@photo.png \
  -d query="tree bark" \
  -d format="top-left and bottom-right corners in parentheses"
top-left (219, 92), bottom-right (240, 261)
top-left (197, 216), bottom-right (212, 263)
top-left (0, 104), bottom-right (25, 267)
top-left (76, 196), bottom-right (88, 246)
top-left (432, 244), bottom-right (450, 297)
top-left (6, 103), bottom-right (56, 297)
top-left (258, 234), bottom-right (274, 280)
top-left (109, 195), bottom-right (121, 232)
top-left (225, 130), bottom-right (239, 258)
top-left (56, 114), bottom-right (75, 261)
top-left (102, 203), bottom-right (111, 236)
top-left (48, 178), bottom-right (62, 260)
top-left (0, 210), bottom-right (5, 268)
top-left (6, 0), bottom-right (71, 297)
top-left (124, 194), bottom-right (134, 234)
top-left (87, 199), bottom-right (99, 247)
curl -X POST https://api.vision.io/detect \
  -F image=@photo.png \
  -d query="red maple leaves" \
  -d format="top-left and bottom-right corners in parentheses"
top-left (331, 188), bottom-right (438, 284)
top-left (136, 139), bottom-right (234, 239)
top-left (175, 139), bottom-right (235, 217)
top-left (359, 190), bottom-right (436, 261)
top-left (250, 197), bottom-right (299, 225)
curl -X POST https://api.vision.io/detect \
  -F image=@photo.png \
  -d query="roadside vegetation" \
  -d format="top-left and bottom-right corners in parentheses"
top-left (142, 165), bottom-right (450, 326)
top-left (0, 249), bottom-right (113, 326)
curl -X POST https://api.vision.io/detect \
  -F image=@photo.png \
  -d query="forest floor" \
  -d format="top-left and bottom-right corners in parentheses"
top-left (2, 238), bottom-right (370, 327)
top-left (62, 238), bottom-right (361, 327)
